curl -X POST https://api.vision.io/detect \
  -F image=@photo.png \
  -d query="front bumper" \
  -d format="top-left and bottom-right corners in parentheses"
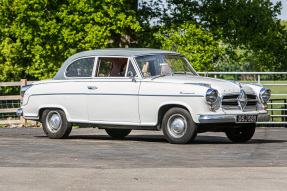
top-left (198, 113), bottom-right (270, 124)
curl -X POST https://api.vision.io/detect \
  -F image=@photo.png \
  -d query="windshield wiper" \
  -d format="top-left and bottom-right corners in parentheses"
top-left (151, 74), bottom-right (166, 80)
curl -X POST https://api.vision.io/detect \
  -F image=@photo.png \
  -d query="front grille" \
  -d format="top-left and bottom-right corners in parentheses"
top-left (222, 94), bottom-right (240, 108)
top-left (246, 101), bottom-right (257, 106)
top-left (247, 95), bottom-right (257, 99)
top-left (221, 93), bottom-right (258, 108)
top-left (223, 95), bottom-right (239, 99)
top-left (222, 101), bottom-right (239, 106)
top-left (246, 94), bottom-right (258, 106)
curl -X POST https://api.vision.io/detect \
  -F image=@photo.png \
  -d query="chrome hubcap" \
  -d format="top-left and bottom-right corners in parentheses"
top-left (167, 114), bottom-right (187, 138)
top-left (46, 111), bottom-right (62, 133)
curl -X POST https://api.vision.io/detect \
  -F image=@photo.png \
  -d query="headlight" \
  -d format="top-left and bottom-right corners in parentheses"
top-left (206, 89), bottom-right (218, 104)
top-left (259, 88), bottom-right (271, 103)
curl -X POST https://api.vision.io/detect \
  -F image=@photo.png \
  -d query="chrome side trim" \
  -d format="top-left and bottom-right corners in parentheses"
top-left (198, 115), bottom-right (236, 123)
top-left (28, 93), bottom-right (204, 97)
top-left (139, 94), bottom-right (204, 97)
top-left (16, 109), bottom-right (23, 116)
top-left (258, 113), bottom-right (271, 122)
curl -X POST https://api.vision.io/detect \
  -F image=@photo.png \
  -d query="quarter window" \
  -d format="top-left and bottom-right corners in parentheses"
top-left (66, 58), bottom-right (95, 77)
top-left (127, 60), bottom-right (138, 77)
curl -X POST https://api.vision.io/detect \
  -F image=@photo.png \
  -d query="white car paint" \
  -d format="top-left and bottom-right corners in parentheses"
top-left (19, 50), bottom-right (270, 127)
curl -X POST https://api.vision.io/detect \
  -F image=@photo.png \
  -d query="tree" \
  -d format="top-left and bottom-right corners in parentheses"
top-left (137, 0), bottom-right (287, 72)
top-left (281, 20), bottom-right (287, 30)
top-left (0, 0), bottom-right (140, 84)
top-left (154, 22), bottom-right (224, 71)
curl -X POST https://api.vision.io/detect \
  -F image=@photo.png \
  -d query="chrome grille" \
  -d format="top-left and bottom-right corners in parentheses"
top-left (221, 93), bottom-right (258, 109)
top-left (246, 94), bottom-right (258, 106)
top-left (222, 93), bottom-right (241, 108)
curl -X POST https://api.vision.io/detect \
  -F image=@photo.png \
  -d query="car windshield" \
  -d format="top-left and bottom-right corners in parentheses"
top-left (135, 55), bottom-right (197, 77)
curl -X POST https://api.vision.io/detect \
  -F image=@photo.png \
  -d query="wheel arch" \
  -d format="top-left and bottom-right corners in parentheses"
top-left (38, 105), bottom-right (70, 123)
top-left (156, 103), bottom-right (193, 130)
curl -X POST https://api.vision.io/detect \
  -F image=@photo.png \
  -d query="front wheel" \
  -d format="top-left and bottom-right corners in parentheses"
top-left (162, 107), bottom-right (197, 144)
top-left (225, 124), bottom-right (256, 143)
top-left (42, 109), bottom-right (72, 139)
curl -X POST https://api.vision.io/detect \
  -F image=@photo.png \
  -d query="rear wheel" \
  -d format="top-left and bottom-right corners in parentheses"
top-left (42, 109), bottom-right (72, 139)
top-left (162, 107), bottom-right (197, 144)
top-left (225, 124), bottom-right (256, 143)
top-left (105, 129), bottom-right (131, 138)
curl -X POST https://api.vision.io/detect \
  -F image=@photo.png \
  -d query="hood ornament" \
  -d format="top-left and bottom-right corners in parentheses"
top-left (238, 90), bottom-right (248, 111)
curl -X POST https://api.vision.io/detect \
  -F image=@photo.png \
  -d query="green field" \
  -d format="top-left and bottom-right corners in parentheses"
top-left (239, 80), bottom-right (287, 95)
top-left (240, 81), bottom-right (287, 123)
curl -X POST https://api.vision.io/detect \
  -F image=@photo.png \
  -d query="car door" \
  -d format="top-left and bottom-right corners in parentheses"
top-left (86, 57), bottom-right (141, 124)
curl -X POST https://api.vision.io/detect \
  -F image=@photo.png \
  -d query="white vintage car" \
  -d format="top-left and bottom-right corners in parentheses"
top-left (17, 48), bottom-right (271, 144)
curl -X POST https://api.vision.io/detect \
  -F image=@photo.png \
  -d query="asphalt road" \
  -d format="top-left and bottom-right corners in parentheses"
top-left (0, 127), bottom-right (287, 190)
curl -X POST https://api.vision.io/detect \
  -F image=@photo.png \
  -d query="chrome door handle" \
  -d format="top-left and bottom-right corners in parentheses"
top-left (87, 86), bottom-right (98, 90)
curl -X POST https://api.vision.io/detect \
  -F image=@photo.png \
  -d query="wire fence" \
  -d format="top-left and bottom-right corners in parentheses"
top-left (0, 100), bottom-right (20, 120)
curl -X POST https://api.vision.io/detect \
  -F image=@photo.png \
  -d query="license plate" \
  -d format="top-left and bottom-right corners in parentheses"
top-left (237, 115), bottom-right (257, 123)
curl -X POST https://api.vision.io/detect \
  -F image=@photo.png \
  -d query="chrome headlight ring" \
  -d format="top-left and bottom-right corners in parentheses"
top-left (259, 88), bottom-right (271, 103)
top-left (206, 89), bottom-right (218, 104)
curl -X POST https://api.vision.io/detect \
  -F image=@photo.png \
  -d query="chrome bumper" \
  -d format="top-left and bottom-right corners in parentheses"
top-left (16, 109), bottom-right (23, 116)
top-left (198, 113), bottom-right (270, 124)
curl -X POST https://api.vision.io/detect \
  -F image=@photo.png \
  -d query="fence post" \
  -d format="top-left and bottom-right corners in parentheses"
top-left (258, 75), bottom-right (260, 84)
top-left (20, 79), bottom-right (27, 124)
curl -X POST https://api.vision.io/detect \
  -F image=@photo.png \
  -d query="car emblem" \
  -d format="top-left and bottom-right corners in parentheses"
top-left (238, 90), bottom-right (247, 111)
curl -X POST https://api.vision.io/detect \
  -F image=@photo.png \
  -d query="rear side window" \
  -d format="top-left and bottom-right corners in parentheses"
top-left (97, 59), bottom-right (113, 77)
top-left (66, 57), bottom-right (95, 77)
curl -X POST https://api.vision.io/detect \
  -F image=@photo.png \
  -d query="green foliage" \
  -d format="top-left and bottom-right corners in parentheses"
top-left (0, 0), bottom-right (140, 83)
top-left (281, 20), bottom-right (287, 31)
top-left (138, 0), bottom-right (287, 72)
top-left (0, 0), bottom-right (286, 90)
top-left (154, 23), bottom-right (224, 71)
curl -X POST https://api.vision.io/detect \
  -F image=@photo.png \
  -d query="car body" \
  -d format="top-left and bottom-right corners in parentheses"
top-left (17, 48), bottom-right (271, 143)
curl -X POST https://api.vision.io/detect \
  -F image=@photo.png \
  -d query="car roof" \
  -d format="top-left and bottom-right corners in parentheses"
top-left (74, 48), bottom-right (179, 56)
top-left (53, 48), bottom-right (182, 80)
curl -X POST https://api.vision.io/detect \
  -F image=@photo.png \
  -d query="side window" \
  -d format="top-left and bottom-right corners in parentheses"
top-left (66, 57), bottom-right (95, 77)
top-left (96, 57), bottom-right (129, 77)
top-left (97, 60), bottom-right (113, 77)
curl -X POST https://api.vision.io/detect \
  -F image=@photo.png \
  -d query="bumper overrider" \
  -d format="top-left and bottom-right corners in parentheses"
top-left (16, 109), bottom-right (23, 116)
top-left (198, 113), bottom-right (270, 123)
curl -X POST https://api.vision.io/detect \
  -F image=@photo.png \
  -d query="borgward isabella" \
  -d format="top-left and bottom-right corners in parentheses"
top-left (17, 48), bottom-right (271, 144)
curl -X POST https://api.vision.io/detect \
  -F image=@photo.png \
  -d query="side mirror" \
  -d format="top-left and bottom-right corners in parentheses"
top-left (128, 71), bottom-right (136, 82)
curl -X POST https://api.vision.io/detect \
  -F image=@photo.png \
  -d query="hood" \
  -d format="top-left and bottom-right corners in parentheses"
top-left (149, 75), bottom-right (242, 95)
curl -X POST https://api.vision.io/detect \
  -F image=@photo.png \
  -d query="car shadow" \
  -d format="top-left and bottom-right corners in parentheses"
top-left (35, 134), bottom-right (287, 144)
